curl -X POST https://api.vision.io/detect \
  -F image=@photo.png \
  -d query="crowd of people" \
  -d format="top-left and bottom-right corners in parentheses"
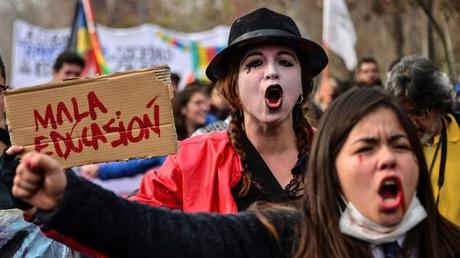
top-left (1, 6), bottom-right (460, 258)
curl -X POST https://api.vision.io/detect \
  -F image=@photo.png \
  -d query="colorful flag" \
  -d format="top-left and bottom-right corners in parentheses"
top-left (156, 31), bottom-right (224, 84)
top-left (322, 0), bottom-right (357, 71)
top-left (190, 42), bottom-right (224, 83)
top-left (67, 0), bottom-right (110, 75)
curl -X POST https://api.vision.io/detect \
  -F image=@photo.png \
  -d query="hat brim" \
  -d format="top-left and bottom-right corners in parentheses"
top-left (206, 33), bottom-right (328, 82)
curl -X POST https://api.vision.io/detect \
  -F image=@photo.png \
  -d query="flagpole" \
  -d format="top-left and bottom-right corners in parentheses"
top-left (319, 42), bottom-right (331, 106)
top-left (81, 0), bottom-right (109, 74)
top-left (320, 0), bottom-right (331, 106)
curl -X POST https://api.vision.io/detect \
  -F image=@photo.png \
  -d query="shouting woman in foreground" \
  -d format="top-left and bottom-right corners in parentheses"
top-left (12, 87), bottom-right (460, 258)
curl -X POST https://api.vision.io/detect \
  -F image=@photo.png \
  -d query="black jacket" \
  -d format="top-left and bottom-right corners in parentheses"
top-left (35, 172), bottom-right (297, 258)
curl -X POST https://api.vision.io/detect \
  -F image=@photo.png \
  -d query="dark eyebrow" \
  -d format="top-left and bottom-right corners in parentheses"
top-left (388, 134), bottom-right (408, 143)
top-left (242, 50), bottom-right (297, 61)
top-left (277, 50), bottom-right (296, 58)
top-left (241, 51), bottom-right (262, 62)
top-left (353, 137), bottom-right (378, 145)
top-left (353, 134), bottom-right (408, 145)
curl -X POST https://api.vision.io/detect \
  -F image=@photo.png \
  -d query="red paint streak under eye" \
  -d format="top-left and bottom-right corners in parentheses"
top-left (357, 154), bottom-right (363, 163)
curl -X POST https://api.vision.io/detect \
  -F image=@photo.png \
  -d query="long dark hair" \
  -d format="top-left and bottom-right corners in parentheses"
top-left (217, 44), bottom-right (314, 197)
top-left (293, 87), bottom-right (460, 257)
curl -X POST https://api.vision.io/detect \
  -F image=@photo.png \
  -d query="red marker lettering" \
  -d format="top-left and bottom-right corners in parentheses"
top-left (34, 104), bottom-right (57, 131)
top-left (33, 94), bottom-right (163, 160)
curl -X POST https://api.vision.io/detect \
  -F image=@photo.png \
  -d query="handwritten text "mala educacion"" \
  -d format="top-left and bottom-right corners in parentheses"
top-left (33, 91), bottom-right (161, 159)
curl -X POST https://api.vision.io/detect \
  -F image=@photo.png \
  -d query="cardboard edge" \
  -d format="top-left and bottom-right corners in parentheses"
top-left (4, 65), bottom-right (171, 96)
top-left (4, 65), bottom-right (173, 143)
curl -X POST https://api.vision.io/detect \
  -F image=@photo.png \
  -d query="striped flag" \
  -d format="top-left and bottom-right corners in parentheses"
top-left (67, 0), bottom-right (110, 75)
top-left (190, 42), bottom-right (224, 83)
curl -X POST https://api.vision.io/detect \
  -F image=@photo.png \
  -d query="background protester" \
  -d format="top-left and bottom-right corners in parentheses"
top-left (11, 87), bottom-right (460, 258)
top-left (52, 51), bottom-right (85, 82)
top-left (314, 77), bottom-right (353, 112)
top-left (386, 55), bottom-right (460, 227)
top-left (314, 76), bottom-right (338, 111)
top-left (131, 7), bottom-right (327, 213)
top-left (355, 57), bottom-right (382, 87)
top-left (172, 84), bottom-right (211, 140)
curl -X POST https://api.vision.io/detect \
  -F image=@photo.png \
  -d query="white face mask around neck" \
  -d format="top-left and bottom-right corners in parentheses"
top-left (339, 194), bottom-right (427, 245)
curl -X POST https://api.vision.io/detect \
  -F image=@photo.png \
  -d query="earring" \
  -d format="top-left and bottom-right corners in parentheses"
top-left (296, 95), bottom-right (304, 104)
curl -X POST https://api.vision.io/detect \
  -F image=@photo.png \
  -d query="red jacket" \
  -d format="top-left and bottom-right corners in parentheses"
top-left (130, 131), bottom-right (243, 214)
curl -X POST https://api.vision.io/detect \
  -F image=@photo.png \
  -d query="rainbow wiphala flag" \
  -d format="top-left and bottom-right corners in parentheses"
top-left (67, 0), bottom-right (110, 75)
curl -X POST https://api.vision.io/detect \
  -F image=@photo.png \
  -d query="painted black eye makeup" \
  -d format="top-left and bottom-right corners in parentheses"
top-left (279, 59), bottom-right (293, 67)
top-left (244, 60), bottom-right (262, 72)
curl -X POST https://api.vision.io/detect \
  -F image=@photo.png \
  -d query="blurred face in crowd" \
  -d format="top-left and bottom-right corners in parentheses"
top-left (237, 45), bottom-right (302, 127)
top-left (336, 107), bottom-right (419, 226)
top-left (53, 63), bottom-right (83, 82)
top-left (401, 100), bottom-right (442, 145)
top-left (316, 77), bottom-right (338, 111)
top-left (181, 91), bottom-right (209, 128)
top-left (357, 62), bottom-right (379, 86)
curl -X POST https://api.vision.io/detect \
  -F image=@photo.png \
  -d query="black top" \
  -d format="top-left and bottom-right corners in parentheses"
top-left (232, 133), bottom-right (306, 211)
top-left (0, 151), bottom-right (32, 210)
top-left (35, 172), bottom-right (298, 258)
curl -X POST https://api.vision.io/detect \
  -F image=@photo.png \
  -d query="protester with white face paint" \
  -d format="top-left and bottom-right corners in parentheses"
top-left (386, 56), bottom-right (460, 227)
top-left (11, 87), bottom-right (460, 258)
top-left (130, 8), bottom-right (327, 213)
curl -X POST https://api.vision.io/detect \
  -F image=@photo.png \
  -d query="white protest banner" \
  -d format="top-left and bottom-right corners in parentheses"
top-left (97, 23), bottom-right (229, 89)
top-left (11, 20), bottom-right (229, 89)
top-left (11, 20), bottom-right (70, 87)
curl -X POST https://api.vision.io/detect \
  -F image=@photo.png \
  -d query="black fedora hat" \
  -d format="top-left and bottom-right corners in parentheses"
top-left (206, 8), bottom-right (328, 82)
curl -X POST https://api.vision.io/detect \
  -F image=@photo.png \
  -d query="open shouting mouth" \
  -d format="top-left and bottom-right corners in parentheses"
top-left (378, 176), bottom-right (403, 212)
top-left (265, 84), bottom-right (283, 110)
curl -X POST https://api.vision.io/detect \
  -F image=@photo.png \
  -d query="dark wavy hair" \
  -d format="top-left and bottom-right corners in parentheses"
top-left (53, 51), bottom-right (85, 72)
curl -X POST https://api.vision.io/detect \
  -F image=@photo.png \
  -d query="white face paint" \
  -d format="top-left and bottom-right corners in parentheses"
top-left (237, 45), bottom-right (302, 127)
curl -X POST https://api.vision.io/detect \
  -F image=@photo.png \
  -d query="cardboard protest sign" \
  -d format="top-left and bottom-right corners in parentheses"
top-left (5, 66), bottom-right (177, 168)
